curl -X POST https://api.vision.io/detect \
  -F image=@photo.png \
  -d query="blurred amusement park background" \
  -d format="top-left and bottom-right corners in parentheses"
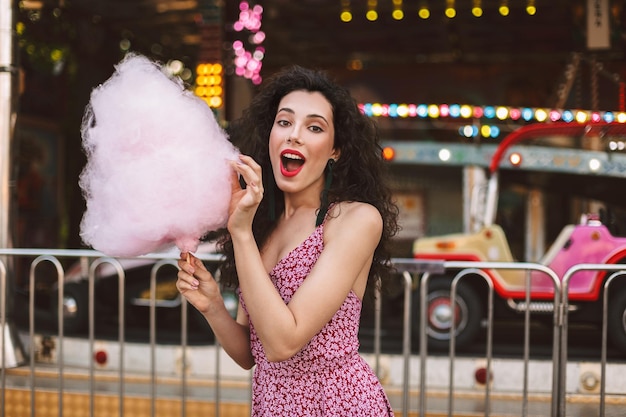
top-left (2, 0), bottom-right (625, 256)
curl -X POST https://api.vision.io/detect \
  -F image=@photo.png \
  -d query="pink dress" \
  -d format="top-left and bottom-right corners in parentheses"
top-left (239, 220), bottom-right (395, 417)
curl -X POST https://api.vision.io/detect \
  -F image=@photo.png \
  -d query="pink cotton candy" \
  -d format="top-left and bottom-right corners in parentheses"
top-left (79, 53), bottom-right (239, 257)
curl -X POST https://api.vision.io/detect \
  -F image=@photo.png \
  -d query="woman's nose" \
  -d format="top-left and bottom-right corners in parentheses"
top-left (286, 130), bottom-right (302, 144)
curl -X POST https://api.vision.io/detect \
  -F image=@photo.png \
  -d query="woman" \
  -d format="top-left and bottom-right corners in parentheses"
top-left (177, 65), bottom-right (399, 416)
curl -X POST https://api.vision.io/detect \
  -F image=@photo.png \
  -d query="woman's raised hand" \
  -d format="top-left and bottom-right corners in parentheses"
top-left (176, 252), bottom-right (222, 314)
top-left (228, 155), bottom-right (264, 235)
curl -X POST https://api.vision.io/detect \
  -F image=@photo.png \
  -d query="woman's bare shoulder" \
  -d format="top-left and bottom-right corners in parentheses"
top-left (327, 201), bottom-right (382, 232)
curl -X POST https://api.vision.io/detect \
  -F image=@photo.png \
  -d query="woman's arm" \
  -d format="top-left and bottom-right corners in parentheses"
top-left (177, 255), bottom-right (255, 369)
top-left (227, 155), bottom-right (382, 362)
top-left (233, 202), bottom-right (382, 362)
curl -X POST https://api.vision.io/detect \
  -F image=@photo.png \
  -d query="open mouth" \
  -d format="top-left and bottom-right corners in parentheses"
top-left (280, 151), bottom-right (305, 177)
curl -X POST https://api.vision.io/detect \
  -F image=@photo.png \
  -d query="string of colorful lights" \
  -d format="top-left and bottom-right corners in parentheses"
top-left (340, 0), bottom-right (538, 22)
top-left (359, 103), bottom-right (626, 124)
top-left (359, 103), bottom-right (626, 139)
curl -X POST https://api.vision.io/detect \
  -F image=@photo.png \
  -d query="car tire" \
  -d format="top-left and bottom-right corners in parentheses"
top-left (411, 276), bottom-right (483, 351)
top-left (50, 281), bottom-right (90, 334)
top-left (607, 290), bottom-right (626, 352)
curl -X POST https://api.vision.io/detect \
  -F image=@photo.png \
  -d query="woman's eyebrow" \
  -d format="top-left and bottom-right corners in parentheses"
top-left (307, 113), bottom-right (329, 125)
top-left (276, 108), bottom-right (330, 125)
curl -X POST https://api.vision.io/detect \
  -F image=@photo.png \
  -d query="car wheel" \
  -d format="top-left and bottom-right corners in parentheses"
top-left (50, 281), bottom-right (90, 334)
top-left (607, 290), bottom-right (626, 352)
top-left (412, 276), bottom-right (483, 351)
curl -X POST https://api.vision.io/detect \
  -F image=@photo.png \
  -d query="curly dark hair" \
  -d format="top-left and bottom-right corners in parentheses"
top-left (217, 65), bottom-right (399, 298)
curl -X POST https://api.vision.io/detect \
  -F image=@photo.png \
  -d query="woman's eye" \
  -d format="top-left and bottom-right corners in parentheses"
top-left (277, 120), bottom-right (290, 127)
top-left (309, 125), bottom-right (323, 133)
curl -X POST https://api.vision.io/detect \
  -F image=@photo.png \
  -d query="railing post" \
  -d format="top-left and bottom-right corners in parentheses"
top-left (0, 260), bottom-right (26, 371)
top-left (401, 271), bottom-right (412, 417)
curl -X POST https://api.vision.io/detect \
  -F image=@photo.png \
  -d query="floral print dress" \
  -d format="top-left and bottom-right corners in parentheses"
top-left (239, 217), bottom-right (395, 417)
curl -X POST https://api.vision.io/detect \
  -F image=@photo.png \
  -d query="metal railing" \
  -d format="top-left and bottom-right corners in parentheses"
top-left (1, 248), bottom-right (225, 417)
top-left (560, 264), bottom-right (626, 417)
top-left (392, 260), bottom-right (561, 417)
top-left (0, 249), bottom-right (624, 417)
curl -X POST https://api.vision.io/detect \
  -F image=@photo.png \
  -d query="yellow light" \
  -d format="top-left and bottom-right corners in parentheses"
top-left (496, 106), bottom-right (508, 120)
top-left (472, 0), bottom-right (482, 17)
top-left (617, 113), bottom-right (626, 123)
top-left (535, 109), bottom-right (547, 122)
top-left (418, 7), bottom-right (430, 19)
top-left (445, 0), bottom-right (455, 18)
top-left (194, 86), bottom-right (206, 96)
top-left (340, 0), bottom-right (352, 22)
top-left (460, 105), bottom-right (473, 118)
top-left (211, 63), bottom-right (223, 74)
top-left (204, 85), bottom-right (223, 96)
top-left (480, 125), bottom-right (491, 137)
top-left (367, 0), bottom-right (378, 21)
top-left (196, 64), bottom-right (209, 75)
top-left (397, 104), bottom-right (409, 117)
top-left (392, 0), bottom-right (403, 20)
top-left (575, 111), bottom-right (588, 123)
top-left (50, 48), bottom-right (63, 61)
top-left (428, 104), bottom-right (440, 118)
top-left (526, 0), bottom-right (536, 15)
top-left (195, 62), bottom-right (224, 108)
top-left (372, 103), bottom-right (383, 116)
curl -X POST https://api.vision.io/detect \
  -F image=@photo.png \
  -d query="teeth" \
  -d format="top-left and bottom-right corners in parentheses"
top-left (283, 152), bottom-right (303, 160)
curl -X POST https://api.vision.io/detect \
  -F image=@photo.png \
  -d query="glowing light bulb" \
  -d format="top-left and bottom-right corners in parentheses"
top-left (428, 104), bottom-right (440, 118)
top-left (499, 0), bottom-right (509, 16)
top-left (392, 0), bottom-right (404, 20)
top-left (392, 9), bottom-right (404, 20)
top-left (589, 158), bottom-right (601, 172)
top-left (460, 105), bottom-right (472, 118)
top-left (575, 111), bottom-right (588, 123)
top-left (472, 0), bottom-right (482, 17)
top-left (366, 10), bottom-right (378, 20)
top-left (445, 0), bottom-right (455, 18)
top-left (439, 148), bottom-right (451, 161)
top-left (535, 109), bottom-right (548, 122)
top-left (366, 0), bottom-right (378, 21)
